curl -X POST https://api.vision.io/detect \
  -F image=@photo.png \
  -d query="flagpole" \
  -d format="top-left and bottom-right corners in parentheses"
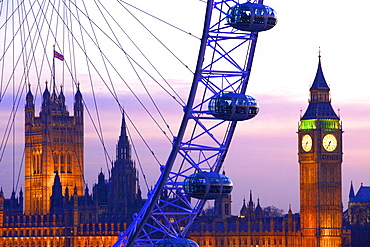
top-left (53, 45), bottom-right (55, 90)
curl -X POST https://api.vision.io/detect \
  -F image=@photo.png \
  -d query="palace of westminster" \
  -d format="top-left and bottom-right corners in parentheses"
top-left (0, 57), bottom-right (369, 246)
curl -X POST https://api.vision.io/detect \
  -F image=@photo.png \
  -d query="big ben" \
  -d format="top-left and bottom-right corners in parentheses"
top-left (298, 55), bottom-right (343, 247)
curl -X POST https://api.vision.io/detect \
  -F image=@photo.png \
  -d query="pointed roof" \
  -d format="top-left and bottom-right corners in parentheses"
top-left (115, 108), bottom-right (132, 163)
top-left (42, 81), bottom-right (50, 99)
top-left (288, 204), bottom-right (292, 215)
top-left (58, 84), bottom-right (65, 103)
top-left (255, 198), bottom-right (262, 211)
top-left (300, 55), bottom-right (339, 121)
top-left (120, 110), bottom-right (127, 139)
top-left (310, 55), bottom-right (330, 91)
top-left (26, 83), bottom-right (33, 101)
top-left (51, 172), bottom-right (63, 198)
top-left (98, 168), bottom-right (105, 184)
top-left (240, 198), bottom-right (248, 216)
top-left (75, 82), bottom-right (82, 100)
top-left (53, 171), bottom-right (61, 187)
top-left (247, 190), bottom-right (254, 210)
top-left (349, 181), bottom-right (355, 199)
top-left (351, 184), bottom-right (370, 203)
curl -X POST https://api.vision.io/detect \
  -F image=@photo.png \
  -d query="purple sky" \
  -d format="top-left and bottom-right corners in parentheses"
top-left (0, 0), bottom-right (369, 216)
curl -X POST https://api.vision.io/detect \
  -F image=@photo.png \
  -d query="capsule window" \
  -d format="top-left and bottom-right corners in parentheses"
top-left (255, 8), bottom-right (265, 16)
top-left (184, 172), bottom-right (233, 199)
top-left (254, 8), bottom-right (265, 24)
top-left (227, 3), bottom-right (277, 32)
top-left (241, 9), bottom-right (252, 23)
top-left (209, 93), bottom-right (259, 121)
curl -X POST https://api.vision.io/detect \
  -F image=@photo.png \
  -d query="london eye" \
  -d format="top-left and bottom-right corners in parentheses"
top-left (0, 0), bottom-right (276, 246)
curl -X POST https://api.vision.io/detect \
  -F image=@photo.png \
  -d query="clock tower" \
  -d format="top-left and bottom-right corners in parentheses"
top-left (298, 55), bottom-right (343, 247)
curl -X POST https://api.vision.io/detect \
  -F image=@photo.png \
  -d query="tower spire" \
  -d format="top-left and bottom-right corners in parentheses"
top-left (300, 54), bottom-right (339, 120)
top-left (349, 181), bottom-right (355, 201)
top-left (310, 53), bottom-right (329, 91)
top-left (116, 109), bottom-right (131, 162)
top-left (120, 108), bottom-right (127, 139)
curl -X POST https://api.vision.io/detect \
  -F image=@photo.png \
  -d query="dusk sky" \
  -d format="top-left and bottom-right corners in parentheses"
top-left (0, 0), bottom-right (369, 215)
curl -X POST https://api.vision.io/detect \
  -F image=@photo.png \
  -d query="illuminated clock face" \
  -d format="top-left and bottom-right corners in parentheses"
top-left (301, 134), bottom-right (312, 152)
top-left (322, 134), bottom-right (337, 152)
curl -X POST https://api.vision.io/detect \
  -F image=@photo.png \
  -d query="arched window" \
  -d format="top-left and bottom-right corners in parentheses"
top-left (32, 154), bottom-right (37, 174)
top-left (38, 152), bottom-right (41, 174)
top-left (67, 153), bottom-right (72, 173)
top-left (33, 151), bottom-right (41, 174)
top-left (60, 153), bottom-right (65, 173)
top-left (53, 153), bottom-right (59, 172)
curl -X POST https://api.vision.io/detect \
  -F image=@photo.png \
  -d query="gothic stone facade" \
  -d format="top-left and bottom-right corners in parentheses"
top-left (0, 84), bottom-right (142, 247)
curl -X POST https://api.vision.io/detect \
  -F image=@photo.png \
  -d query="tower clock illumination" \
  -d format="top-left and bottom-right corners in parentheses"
top-left (301, 134), bottom-right (312, 152)
top-left (323, 134), bottom-right (337, 152)
top-left (298, 54), bottom-right (343, 247)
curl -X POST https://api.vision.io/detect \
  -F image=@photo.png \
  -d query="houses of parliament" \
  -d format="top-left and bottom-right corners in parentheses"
top-left (0, 57), bottom-right (369, 246)
top-left (0, 83), bottom-right (142, 246)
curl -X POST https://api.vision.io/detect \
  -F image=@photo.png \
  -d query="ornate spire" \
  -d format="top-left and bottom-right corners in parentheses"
top-left (42, 80), bottom-right (50, 99)
top-left (248, 190), bottom-right (254, 209)
top-left (288, 204), bottom-right (292, 214)
top-left (300, 54), bottom-right (339, 120)
top-left (98, 168), bottom-right (105, 184)
top-left (42, 80), bottom-right (51, 110)
top-left (58, 84), bottom-right (66, 111)
top-left (120, 109), bottom-right (127, 140)
top-left (116, 109), bottom-right (131, 162)
top-left (240, 197), bottom-right (248, 216)
top-left (50, 172), bottom-right (64, 210)
top-left (52, 172), bottom-right (62, 189)
top-left (349, 181), bottom-right (355, 201)
top-left (75, 82), bottom-right (82, 100)
top-left (26, 83), bottom-right (33, 101)
top-left (25, 83), bottom-right (35, 117)
top-left (310, 54), bottom-right (329, 91)
top-left (74, 82), bottom-right (83, 124)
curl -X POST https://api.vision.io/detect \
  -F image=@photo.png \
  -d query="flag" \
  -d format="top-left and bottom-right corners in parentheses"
top-left (54, 50), bottom-right (64, 61)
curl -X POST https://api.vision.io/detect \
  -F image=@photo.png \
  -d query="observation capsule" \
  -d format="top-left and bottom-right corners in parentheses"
top-left (227, 2), bottom-right (277, 32)
top-left (208, 93), bottom-right (259, 121)
top-left (183, 172), bottom-right (233, 200)
top-left (154, 238), bottom-right (199, 247)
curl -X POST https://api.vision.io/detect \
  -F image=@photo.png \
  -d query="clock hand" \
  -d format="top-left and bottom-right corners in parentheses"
top-left (327, 140), bottom-right (331, 148)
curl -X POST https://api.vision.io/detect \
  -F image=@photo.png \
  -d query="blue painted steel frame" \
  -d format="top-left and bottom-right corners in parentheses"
top-left (113, 0), bottom-right (263, 246)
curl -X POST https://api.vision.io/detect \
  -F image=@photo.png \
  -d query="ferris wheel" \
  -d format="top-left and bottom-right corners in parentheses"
top-left (115, 0), bottom-right (277, 246)
top-left (0, 0), bottom-right (276, 246)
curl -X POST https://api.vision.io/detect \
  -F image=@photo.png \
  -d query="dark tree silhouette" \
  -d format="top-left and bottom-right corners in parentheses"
top-left (263, 206), bottom-right (284, 217)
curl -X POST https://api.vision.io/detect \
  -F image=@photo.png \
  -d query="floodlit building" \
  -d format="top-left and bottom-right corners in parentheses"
top-left (0, 83), bottom-right (142, 247)
top-left (189, 56), bottom-right (351, 247)
top-left (0, 56), bottom-right (361, 247)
